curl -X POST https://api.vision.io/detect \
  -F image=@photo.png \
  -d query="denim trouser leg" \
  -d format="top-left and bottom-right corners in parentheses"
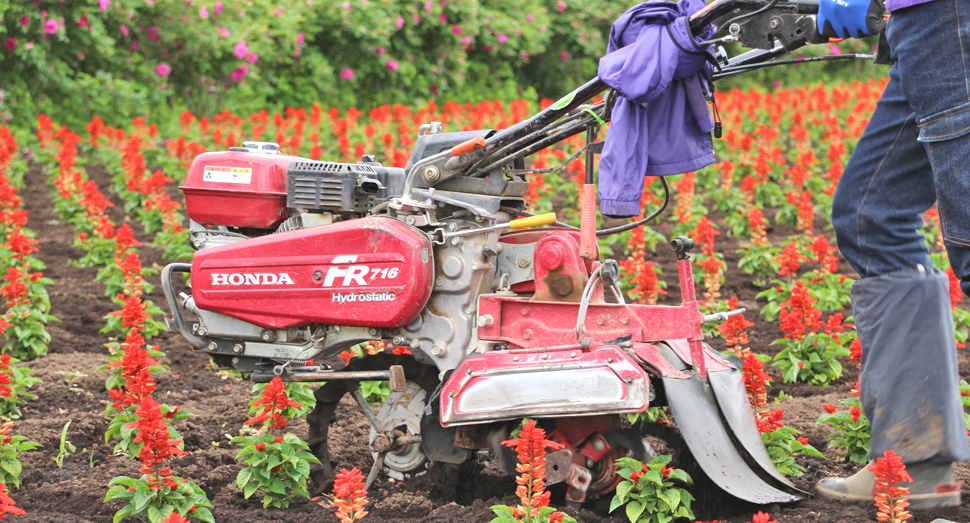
top-left (831, 0), bottom-right (970, 464)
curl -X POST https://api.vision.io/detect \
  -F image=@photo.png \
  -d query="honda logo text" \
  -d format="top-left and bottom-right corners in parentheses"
top-left (211, 273), bottom-right (295, 285)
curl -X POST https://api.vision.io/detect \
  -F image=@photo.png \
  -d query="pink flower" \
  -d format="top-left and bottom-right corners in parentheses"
top-left (3, 39), bottom-right (15, 52)
top-left (234, 40), bottom-right (247, 59)
top-left (44, 19), bottom-right (59, 35)
top-left (560, 50), bottom-right (569, 62)
top-left (386, 60), bottom-right (399, 72)
top-left (460, 35), bottom-right (471, 46)
top-left (395, 17), bottom-right (404, 29)
top-left (521, 52), bottom-right (529, 59)
top-left (452, 25), bottom-right (462, 35)
top-left (215, 1), bottom-right (223, 15)
top-left (340, 68), bottom-right (354, 80)
top-left (424, 0), bottom-right (433, 11)
top-left (274, 8), bottom-right (281, 16)
top-left (439, 14), bottom-right (447, 23)
top-left (297, 32), bottom-right (305, 45)
top-left (342, 2), bottom-right (350, 8)
top-left (247, 52), bottom-right (258, 64)
top-left (199, 6), bottom-right (209, 18)
top-left (23, 43), bottom-right (33, 51)
top-left (828, 44), bottom-right (842, 56)
top-left (155, 63), bottom-right (171, 77)
top-left (229, 65), bottom-right (248, 82)
top-left (78, 51), bottom-right (85, 60)
top-left (18, 16), bottom-right (29, 27)
top-left (99, 0), bottom-right (111, 11)
top-left (78, 16), bottom-right (89, 28)
top-left (219, 27), bottom-right (230, 37)
top-left (497, 34), bottom-right (508, 44)
top-left (130, 40), bottom-right (138, 52)
top-left (120, 24), bottom-right (129, 36)
top-left (557, 0), bottom-right (567, 13)
top-left (527, 14), bottom-right (534, 22)
top-left (377, 46), bottom-right (385, 55)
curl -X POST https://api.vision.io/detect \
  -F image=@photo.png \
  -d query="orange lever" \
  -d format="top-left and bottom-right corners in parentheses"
top-left (451, 136), bottom-right (486, 156)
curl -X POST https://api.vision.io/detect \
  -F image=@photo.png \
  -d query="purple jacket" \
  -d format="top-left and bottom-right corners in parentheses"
top-left (597, 0), bottom-right (717, 218)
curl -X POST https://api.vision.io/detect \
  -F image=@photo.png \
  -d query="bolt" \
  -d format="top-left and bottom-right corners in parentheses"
top-left (769, 17), bottom-right (780, 29)
top-left (448, 390), bottom-right (455, 398)
top-left (261, 330), bottom-right (276, 342)
top-left (570, 352), bottom-right (576, 358)
top-left (207, 342), bottom-right (218, 351)
top-left (232, 357), bottom-right (239, 365)
top-left (431, 344), bottom-right (445, 357)
top-left (424, 166), bottom-right (440, 182)
top-left (607, 356), bottom-right (614, 363)
top-left (620, 315), bottom-right (630, 325)
top-left (448, 222), bottom-right (459, 231)
top-left (586, 458), bottom-right (595, 468)
top-left (436, 278), bottom-right (444, 286)
top-left (520, 307), bottom-right (529, 316)
top-left (541, 354), bottom-right (548, 360)
top-left (471, 263), bottom-right (480, 271)
top-left (592, 439), bottom-right (605, 452)
top-left (393, 336), bottom-right (406, 345)
top-left (513, 356), bottom-right (519, 362)
top-left (517, 257), bottom-right (531, 268)
top-left (406, 216), bottom-right (416, 225)
top-left (466, 367), bottom-right (472, 375)
top-left (596, 315), bottom-right (606, 326)
top-left (539, 245), bottom-right (565, 270)
top-left (522, 329), bottom-right (533, 341)
top-left (729, 23), bottom-right (740, 35)
top-left (477, 315), bottom-right (494, 327)
top-left (625, 375), bottom-right (633, 383)
top-left (197, 326), bottom-right (208, 336)
top-left (451, 237), bottom-right (460, 246)
top-left (232, 343), bottom-right (243, 354)
top-left (313, 270), bottom-right (322, 281)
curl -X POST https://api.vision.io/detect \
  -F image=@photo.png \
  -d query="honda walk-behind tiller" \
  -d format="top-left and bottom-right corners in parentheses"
top-left (163, 0), bottom-right (878, 508)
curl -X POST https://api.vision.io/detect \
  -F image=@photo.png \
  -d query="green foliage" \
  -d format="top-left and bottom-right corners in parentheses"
top-left (626, 407), bottom-right (669, 427)
top-left (761, 426), bottom-right (823, 477)
top-left (103, 403), bottom-right (194, 457)
top-left (816, 397), bottom-right (871, 464)
top-left (771, 330), bottom-right (853, 386)
top-left (360, 380), bottom-right (390, 405)
top-left (610, 455), bottom-right (694, 523)
top-left (3, 295), bottom-right (57, 361)
top-left (54, 420), bottom-right (75, 468)
top-left (231, 432), bottom-right (321, 508)
top-left (0, 425), bottom-right (41, 488)
top-left (491, 505), bottom-right (576, 523)
top-left (104, 474), bottom-right (214, 523)
top-left (737, 241), bottom-right (781, 281)
top-left (0, 354), bottom-right (40, 419)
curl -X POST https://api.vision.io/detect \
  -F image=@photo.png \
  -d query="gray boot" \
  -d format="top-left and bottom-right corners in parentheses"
top-left (816, 461), bottom-right (960, 510)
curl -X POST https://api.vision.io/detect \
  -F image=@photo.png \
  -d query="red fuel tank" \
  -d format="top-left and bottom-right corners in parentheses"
top-left (191, 217), bottom-right (434, 329)
top-left (181, 149), bottom-right (308, 229)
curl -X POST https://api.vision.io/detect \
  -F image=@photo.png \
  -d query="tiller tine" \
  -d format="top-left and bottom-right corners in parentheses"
top-left (654, 344), bottom-right (802, 504)
top-left (707, 360), bottom-right (800, 491)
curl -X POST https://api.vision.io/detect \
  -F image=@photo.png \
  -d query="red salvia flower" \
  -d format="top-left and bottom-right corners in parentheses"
top-left (717, 296), bottom-right (755, 357)
top-left (689, 216), bottom-right (720, 256)
top-left (502, 419), bottom-right (565, 519)
top-left (0, 482), bottom-right (25, 519)
top-left (809, 235), bottom-right (839, 274)
top-left (868, 450), bottom-right (913, 522)
top-left (946, 266), bottom-right (963, 310)
top-left (243, 376), bottom-right (303, 431)
top-left (108, 294), bottom-right (153, 332)
top-left (750, 512), bottom-right (778, 523)
top-left (775, 242), bottom-right (810, 279)
top-left (850, 406), bottom-right (863, 424)
top-left (333, 467), bottom-right (368, 522)
top-left (127, 396), bottom-right (188, 471)
top-left (778, 282), bottom-right (823, 341)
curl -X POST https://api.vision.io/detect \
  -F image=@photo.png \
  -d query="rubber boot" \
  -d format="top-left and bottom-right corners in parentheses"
top-left (816, 462), bottom-right (960, 510)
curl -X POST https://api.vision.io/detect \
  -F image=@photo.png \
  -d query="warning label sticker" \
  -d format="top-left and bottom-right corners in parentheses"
top-left (203, 166), bottom-right (252, 184)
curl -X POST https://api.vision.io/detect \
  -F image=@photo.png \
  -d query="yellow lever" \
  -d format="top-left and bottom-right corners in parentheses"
top-left (509, 212), bottom-right (557, 230)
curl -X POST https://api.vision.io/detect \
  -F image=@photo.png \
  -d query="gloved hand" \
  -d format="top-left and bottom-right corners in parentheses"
top-left (817, 0), bottom-right (886, 39)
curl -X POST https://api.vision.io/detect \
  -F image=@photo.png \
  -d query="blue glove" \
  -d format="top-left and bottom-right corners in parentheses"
top-left (817, 0), bottom-right (886, 39)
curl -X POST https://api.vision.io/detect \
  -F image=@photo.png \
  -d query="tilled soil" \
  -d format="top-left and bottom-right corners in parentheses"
top-left (9, 161), bottom-right (970, 523)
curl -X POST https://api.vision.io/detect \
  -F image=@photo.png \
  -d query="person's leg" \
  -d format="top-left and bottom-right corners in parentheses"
top-left (822, 0), bottom-right (970, 508)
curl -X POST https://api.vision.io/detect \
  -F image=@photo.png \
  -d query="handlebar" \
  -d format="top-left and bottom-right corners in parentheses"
top-left (689, 0), bottom-right (819, 30)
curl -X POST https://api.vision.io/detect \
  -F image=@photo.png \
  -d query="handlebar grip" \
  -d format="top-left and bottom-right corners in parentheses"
top-left (509, 213), bottom-right (557, 229)
top-left (450, 136), bottom-right (486, 156)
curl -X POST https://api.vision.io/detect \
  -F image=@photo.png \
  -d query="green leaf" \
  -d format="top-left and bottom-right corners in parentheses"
top-left (625, 500), bottom-right (646, 523)
top-left (112, 504), bottom-right (136, 523)
top-left (235, 467), bottom-right (252, 490)
top-left (615, 480), bottom-right (633, 504)
top-left (243, 481), bottom-right (259, 499)
top-left (133, 488), bottom-right (151, 513)
top-left (147, 505), bottom-right (162, 523)
top-left (662, 488), bottom-right (681, 510)
top-left (666, 468), bottom-right (692, 486)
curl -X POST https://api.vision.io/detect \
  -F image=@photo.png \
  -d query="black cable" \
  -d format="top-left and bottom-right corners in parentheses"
top-left (718, 0), bottom-right (780, 32)
top-left (712, 53), bottom-right (872, 79)
top-left (596, 177), bottom-right (670, 237)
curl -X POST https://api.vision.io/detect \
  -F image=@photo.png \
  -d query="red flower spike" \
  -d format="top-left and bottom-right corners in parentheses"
top-left (823, 404), bottom-right (838, 414)
top-left (750, 512), bottom-right (778, 523)
top-left (501, 420), bottom-right (565, 518)
top-left (0, 482), bottom-right (25, 520)
top-left (243, 376), bottom-right (303, 431)
top-left (333, 467), bottom-right (368, 522)
top-left (868, 450), bottom-right (913, 522)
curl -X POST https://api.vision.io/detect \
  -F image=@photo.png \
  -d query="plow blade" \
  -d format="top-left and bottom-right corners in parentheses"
top-left (663, 373), bottom-right (801, 504)
top-left (707, 364), bottom-right (800, 491)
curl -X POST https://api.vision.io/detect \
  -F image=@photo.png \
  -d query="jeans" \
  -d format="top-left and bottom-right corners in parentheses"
top-left (832, 0), bottom-right (970, 295)
top-left (831, 0), bottom-right (970, 464)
